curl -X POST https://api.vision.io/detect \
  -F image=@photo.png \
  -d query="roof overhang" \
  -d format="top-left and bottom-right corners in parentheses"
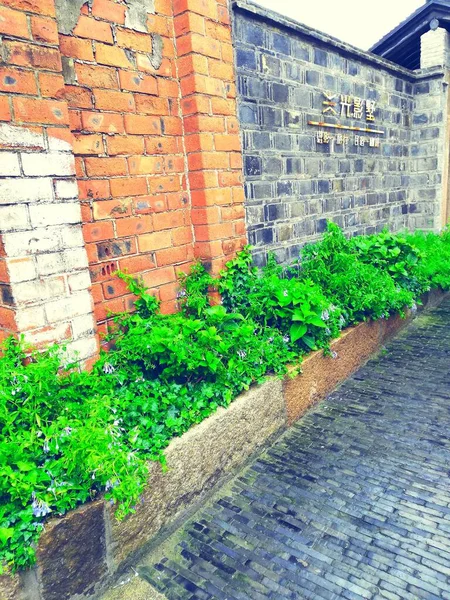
top-left (370, 1), bottom-right (450, 69)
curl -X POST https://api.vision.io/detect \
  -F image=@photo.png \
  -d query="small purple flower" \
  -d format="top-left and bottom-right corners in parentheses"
top-left (31, 493), bottom-right (51, 518)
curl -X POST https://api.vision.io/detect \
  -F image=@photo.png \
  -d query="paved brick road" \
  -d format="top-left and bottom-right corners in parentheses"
top-left (139, 299), bottom-right (450, 600)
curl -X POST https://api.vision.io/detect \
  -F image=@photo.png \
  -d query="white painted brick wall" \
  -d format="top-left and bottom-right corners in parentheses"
top-left (0, 123), bottom-right (45, 150)
top-left (4, 229), bottom-right (63, 256)
top-left (13, 277), bottom-right (66, 304)
top-left (420, 28), bottom-right (450, 69)
top-left (36, 248), bottom-right (88, 276)
top-left (7, 257), bottom-right (37, 283)
top-left (63, 336), bottom-right (99, 365)
top-left (25, 322), bottom-right (72, 347)
top-left (0, 177), bottom-right (53, 204)
top-left (68, 271), bottom-right (92, 291)
top-left (0, 152), bottom-right (21, 177)
top-left (71, 313), bottom-right (96, 338)
top-left (54, 179), bottom-right (79, 199)
top-left (1, 123), bottom-right (97, 364)
top-left (29, 202), bottom-right (81, 227)
top-left (21, 152), bottom-right (75, 177)
top-left (0, 204), bottom-right (29, 231)
top-left (14, 305), bottom-right (46, 331)
top-left (44, 291), bottom-right (93, 324)
top-left (61, 225), bottom-right (85, 248)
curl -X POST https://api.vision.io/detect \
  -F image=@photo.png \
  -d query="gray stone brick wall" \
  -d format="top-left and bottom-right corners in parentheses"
top-left (232, 0), bottom-right (448, 265)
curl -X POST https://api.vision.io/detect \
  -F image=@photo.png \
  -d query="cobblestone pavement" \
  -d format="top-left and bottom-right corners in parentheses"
top-left (139, 300), bottom-right (450, 600)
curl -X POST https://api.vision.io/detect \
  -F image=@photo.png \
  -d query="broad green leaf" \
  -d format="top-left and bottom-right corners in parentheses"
top-left (302, 335), bottom-right (317, 350)
top-left (308, 316), bottom-right (327, 328)
top-left (290, 323), bottom-right (307, 342)
top-left (0, 528), bottom-right (14, 546)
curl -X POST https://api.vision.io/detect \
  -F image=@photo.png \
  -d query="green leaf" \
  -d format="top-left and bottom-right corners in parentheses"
top-left (290, 323), bottom-right (307, 342)
top-left (16, 462), bottom-right (34, 472)
top-left (302, 335), bottom-right (317, 350)
top-left (0, 528), bottom-right (14, 546)
top-left (308, 316), bottom-right (327, 328)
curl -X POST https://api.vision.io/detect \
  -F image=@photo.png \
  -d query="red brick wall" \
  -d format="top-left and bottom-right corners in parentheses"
top-left (0, 0), bottom-right (246, 349)
top-left (174, 0), bottom-right (246, 274)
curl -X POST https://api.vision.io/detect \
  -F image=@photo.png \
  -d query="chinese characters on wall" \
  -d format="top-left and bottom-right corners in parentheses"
top-left (323, 93), bottom-right (377, 122)
top-left (316, 131), bottom-right (380, 147)
top-left (309, 91), bottom-right (385, 152)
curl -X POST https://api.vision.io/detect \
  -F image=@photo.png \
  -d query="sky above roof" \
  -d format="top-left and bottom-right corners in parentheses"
top-left (253, 0), bottom-right (425, 50)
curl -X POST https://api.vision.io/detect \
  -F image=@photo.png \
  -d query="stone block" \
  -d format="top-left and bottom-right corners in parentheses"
top-left (108, 379), bottom-right (287, 568)
top-left (34, 501), bottom-right (107, 600)
top-left (0, 574), bottom-right (22, 600)
top-left (283, 320), bottom-right (382, 425)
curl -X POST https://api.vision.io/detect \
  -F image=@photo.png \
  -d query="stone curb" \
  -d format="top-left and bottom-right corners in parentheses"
top-left (1, 289), bottom-right (447, 600)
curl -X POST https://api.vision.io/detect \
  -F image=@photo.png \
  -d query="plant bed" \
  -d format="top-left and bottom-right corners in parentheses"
top-left (1, 289), bottom-right (448, 600)
top-left (3, 225), bottom-right (450, 599)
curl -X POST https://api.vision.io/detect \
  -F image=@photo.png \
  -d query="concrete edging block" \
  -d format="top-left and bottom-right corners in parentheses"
top-left (107, 377), bottom-right (286, 568)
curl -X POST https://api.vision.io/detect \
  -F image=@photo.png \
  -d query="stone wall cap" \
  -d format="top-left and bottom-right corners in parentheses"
top-left (232, 0), bottom-right (446, 81)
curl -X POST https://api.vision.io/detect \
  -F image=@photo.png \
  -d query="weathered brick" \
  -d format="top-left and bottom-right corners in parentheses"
top-left (92, 0), bottom-right (126, 23)
top-left (13, 97), bottom-right (69, 125)
top-left (118, 70), bottom-right (157, 95)
top-left (59, 35), bottom-right (95, 61)
top-left (73, 16), bottom-right (113, 44)
top-left (75, 64), bottom-right (119, 89)
top-left (0, 67), bottom-right (37, 95)
top-left (81, 111), bottom-right (125, 134)
top-left (0, 5), bottom-right (29, 38)
top-left (31, 15), bottom-right (58, 43)
top-left (95, 43), bottom-right (134, 69)
top-left (93, 89), bottom-right (136, 113)
top-left (84, 157), bottom-right (128, 177)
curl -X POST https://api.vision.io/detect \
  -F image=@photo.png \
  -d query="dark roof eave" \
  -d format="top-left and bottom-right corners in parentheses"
top-left (371, 1), bottom-right (450, 57)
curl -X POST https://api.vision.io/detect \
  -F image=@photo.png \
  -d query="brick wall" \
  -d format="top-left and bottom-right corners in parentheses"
top-left (0, 0), bottom-right (246, 355)
top-left (233, 1), bottom-right (448, 266)
top-left (0, 0), bottom-right (97, 364)
top-left (173, 0), bottom-right (246, 274)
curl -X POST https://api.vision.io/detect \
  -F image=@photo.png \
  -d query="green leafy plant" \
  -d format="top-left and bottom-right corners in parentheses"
top-left (351, 229), bottom-right (424, 294)
top-left (2, 223), bottom-right (450, 574)
top-left (178, 262), bottom-right (215, 317)
top-left (298, 223), bottom-right (415, 324)
top-left (406, 228), bottom-right (450, 290)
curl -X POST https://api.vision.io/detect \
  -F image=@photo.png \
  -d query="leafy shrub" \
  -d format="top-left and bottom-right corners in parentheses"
top-left (2, 222), bottom-right (450, 573)
top-left (219, 251), bottom-right (342, 351)
top-left (298, 223), bottom-right (415, 325)
top-left (406, 229), bottom-right (450, 291)
top-left (178, 262), bottom-right (214, 317)
top-left (351, 229), bottom-right (424, 294)
top-left (0, 338), bottom-right (147, 573)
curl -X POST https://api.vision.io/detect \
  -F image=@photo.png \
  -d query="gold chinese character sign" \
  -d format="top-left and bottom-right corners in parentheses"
top-left (310, 91), bottom-right (385, 137)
